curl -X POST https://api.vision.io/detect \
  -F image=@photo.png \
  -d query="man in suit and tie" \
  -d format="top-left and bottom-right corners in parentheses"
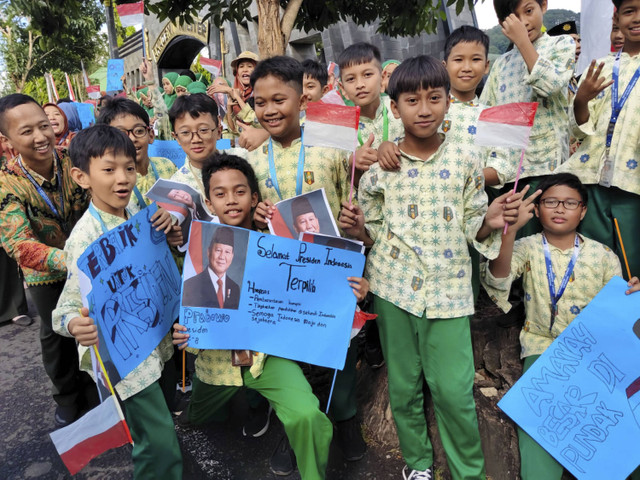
top-left (182, 226), bottom-right (240, 309)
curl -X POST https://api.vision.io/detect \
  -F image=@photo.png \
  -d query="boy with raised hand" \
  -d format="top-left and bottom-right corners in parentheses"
top-left (482, 173), bottom-right (640, 479)
top-left (338, 43), bottom-right (404, 177)
top-left (248, 56), bottom-right (367, 465)
top-left (339, 55), bottom-right (526, 480)
top-left (481, 0), bottom-right (576, 234)
top-left (555, 0), bottom-right (640, 280)
top-left (173, 152), bottom-right (362, 480)
top-left (0, 93), bottom-right (94, 427)
top-left (97, 97), bottom-right (177, 209)
top-left (51, 125), bottom-right (181, 479)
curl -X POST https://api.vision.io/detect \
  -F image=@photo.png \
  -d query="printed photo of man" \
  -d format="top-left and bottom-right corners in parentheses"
top-left (291, 196), bottom-right (320, 235)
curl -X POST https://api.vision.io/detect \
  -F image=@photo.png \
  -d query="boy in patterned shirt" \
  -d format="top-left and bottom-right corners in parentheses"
top-left (481, 173), bottom-right (640, 479)
top-left (97, 97), bottom-right (177, 209)
top-left (339, 55), bottom-right (526, 480)
top-left (481, 0), bottom-right (576, 235)
top-left (556, 0), bottom-right (640, 279)
top-left (52, 125), bottom-right (181, 479)
top-left (248, 56), bottom-right (366, 465)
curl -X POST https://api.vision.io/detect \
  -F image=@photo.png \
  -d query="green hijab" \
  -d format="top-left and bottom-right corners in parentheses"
top-left (162, 72), bottom-right (179, 109)
top-left (136, 87), bottom-right (154, 118)
top-left (175, 75), bottom-right (193, 89)
top-left (187, 81), bottom-right (207, 94)
top-left (195, 73), bottom-right (210, 87)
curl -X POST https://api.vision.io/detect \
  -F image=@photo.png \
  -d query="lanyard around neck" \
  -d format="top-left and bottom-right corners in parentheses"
top-left (267, 132), bottom-right (305, 200)
top-left (542, 234), bottom-right (580, 332)
top-left (358, 101), bottom-right (388, 146)
top-left (88, 202), bottom-right (130, 234)
top-left (18, 152), bottom-right (65, 222)
top-left (607, 51), bottom-right (640, 150)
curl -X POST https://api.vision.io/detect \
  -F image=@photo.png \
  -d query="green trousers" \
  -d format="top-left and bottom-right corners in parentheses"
top-left (188, 356), bottom-right (333, 480)
top-left (122, 381), bottom-right (183, 480)
top-left (578, 185), bottom-right (640, 280)
top-left (374, 296), bottom-right (485, 479)
top-left (328, 340), bottom-right (358, 421)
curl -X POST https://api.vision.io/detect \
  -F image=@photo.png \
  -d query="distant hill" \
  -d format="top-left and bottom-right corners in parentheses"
top-left (484, 9), bottom-right (580, 55)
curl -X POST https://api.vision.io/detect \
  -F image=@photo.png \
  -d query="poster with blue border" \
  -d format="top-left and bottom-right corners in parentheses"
top-left (180, 221), bottom-right (365, 370)
top-left (77, 204), bottom-right (181, 382)
top-left (498, 277), bottom-right (640, 480)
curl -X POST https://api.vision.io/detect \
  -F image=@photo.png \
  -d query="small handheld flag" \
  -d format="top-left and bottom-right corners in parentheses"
top-left (199, 56), bottom-right (222, 77)
top-left (116, 1), bottom-right (144, 27)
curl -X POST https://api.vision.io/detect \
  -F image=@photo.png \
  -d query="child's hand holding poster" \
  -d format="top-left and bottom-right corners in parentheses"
top-left (180, 221), bottom-right (365, 370)
top-left (77, 204), bottom-right (181, 382)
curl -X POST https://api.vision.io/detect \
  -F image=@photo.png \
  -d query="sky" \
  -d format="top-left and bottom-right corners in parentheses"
top-left (474, 0), bottom-right (582, 29)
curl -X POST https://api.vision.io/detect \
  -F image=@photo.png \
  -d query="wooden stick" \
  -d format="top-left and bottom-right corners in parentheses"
top-left (182, 349), bottom-right (186, 393)
top-left (614, 217), bottom-right (632, 279)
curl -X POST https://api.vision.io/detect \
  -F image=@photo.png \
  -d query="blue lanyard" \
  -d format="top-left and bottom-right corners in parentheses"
top-left (88, 203), bottom-right (131, 234)
top-left (607, 51), bottom-right (640, 149)
top-left (132, 160), bottom-right (160, 209)
top-left (542, 234), bottom-right (580, 332)
top-left (267, 132), bottom-right (305, 200)
top-left (18, 152), bottom-right (65, 222)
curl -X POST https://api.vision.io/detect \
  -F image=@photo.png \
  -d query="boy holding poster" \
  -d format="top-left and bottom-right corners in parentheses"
top-left (248, 56), bottom-right (368, 463)
top-left (482, 172), bottom-right (640, 480)
top-left (173, 152), bottom-right (369, 480)
top-left (51, 125), bottom-right (182, 479)
top-left (339, 56), bottom-right (526, 480)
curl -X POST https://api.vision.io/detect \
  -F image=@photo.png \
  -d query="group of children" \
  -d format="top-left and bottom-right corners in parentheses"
top-left (1, 0), bottom-right (640, 479)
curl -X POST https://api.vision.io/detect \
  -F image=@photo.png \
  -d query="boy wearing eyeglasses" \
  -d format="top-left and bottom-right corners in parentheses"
top-left (481, 172), bottom-right (640, 480)
top-left (97, 97), bottom-right (177, 209)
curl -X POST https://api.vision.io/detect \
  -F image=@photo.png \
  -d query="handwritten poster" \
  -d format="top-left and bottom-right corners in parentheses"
top-left (106, 59), bottom-right (125, 92)
top-left (180, 221), bottom-right (365, 370)
top-left (499, 277), bottom-right (640, 480)
top-left (77, 204), bottom-right (181, 382)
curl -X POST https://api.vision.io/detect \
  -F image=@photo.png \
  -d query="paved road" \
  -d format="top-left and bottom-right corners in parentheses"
top-left (0, 295), bottom-right (402, 480)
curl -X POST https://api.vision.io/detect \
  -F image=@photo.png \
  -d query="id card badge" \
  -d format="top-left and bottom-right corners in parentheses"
top-left (599, 150), bottom-right (614, 188)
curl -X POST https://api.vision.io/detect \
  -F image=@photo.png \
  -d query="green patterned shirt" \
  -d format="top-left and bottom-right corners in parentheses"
top-left (52, 202), bottom-right (174, 401)
top-left (358, 95), bottom-right (405, 149)
top-left (127, 156), bottom-right (177, 210)
top-left (480, 33), bottom-right (576, 179)
top-left (359, 139), bottom-right (501, 318)
top-left (481, 234), bottom-right (621, 358)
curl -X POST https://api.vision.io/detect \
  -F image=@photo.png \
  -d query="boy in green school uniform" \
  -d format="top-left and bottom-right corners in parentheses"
top-left (52, 125), bottom-right (181, 479)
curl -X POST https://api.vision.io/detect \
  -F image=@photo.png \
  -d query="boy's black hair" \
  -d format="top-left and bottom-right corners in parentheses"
top-left (535, 173), bottom-right (588, 205)
top-left (444, 26), bottom-right (490, 60)
top-left (179, 69), bottom-right (197, 81)
top-left (69, 124), bottom-right (137, 173)
top-left (0, 94), bottom-right (41, 136)
top-left (493, 0), bottom-right (544, 23)
top-left (96, 97), bottom-right (150, 127)
top-left (336, 42), bottom-right (382, 73)
top-left (301, 59), bottom-right (328, 88)
top-left (387, 55), bottom-right (450, 102)
top-left (168, 93), bottom-right (219, 129)
top-left (613, 0), bottom-right (624, 8)
top-left (250, 56), bottom-right (303, 94)
top-left (201, 152), bottom-right (260, 202)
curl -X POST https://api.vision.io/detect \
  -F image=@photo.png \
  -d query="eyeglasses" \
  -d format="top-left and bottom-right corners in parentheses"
top-left (175, 128), bottom-right (217, 142)
top-left (117, 126), bottom-right (150, 139)
top-left (538, 198), bottom-right (583, 210)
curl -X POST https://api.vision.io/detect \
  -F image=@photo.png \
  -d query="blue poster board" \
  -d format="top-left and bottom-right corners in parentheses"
top-left (180, 221), bottom-right (365, 370)
top-left (77, 204), bottom-right (181, 382)
top-left (148, 140), bottom-right (186, 168)
top-left (73, 102), bottom-right (95, 129)
top-left (499, 277), bottom-right (640, 480)
top-left (106, 59), bottom-right (125, 92)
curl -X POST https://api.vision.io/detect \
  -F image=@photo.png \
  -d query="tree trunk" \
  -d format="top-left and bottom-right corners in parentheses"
top-left (256, 0), bottom-right (285, 58)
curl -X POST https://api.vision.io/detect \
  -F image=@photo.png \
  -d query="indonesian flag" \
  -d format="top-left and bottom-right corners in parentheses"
top-left (50, 396), bottom-right (131, 475)
top-left (47, 73), bottom-right (60, 102)
top-left (200, 57), bottom-right (222, 77)
top-left (320, 89), bottom-right (345, 106)
top-left (303, 102), bottom-right (360, 152)
top-left (116, 1), bottom-right (144, 27)
top-left (81, 60), bottom-right (91, 88)
top-left (474, 102), bottom-right (538, 149)
top-left (65, 73), bottom-right (76, 102)
top-left (86, 85), bottom-right (101, 100)
top-left (351, 307), bottom-right (377, 340)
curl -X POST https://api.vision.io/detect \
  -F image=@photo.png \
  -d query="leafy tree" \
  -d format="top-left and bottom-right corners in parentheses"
top-left (139, 0), bottom-right (480, 57)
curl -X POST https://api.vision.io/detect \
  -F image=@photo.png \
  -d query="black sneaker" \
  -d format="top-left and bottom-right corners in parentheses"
top-left (364, 343), bottom-right (385, 369)
top-left (243, 403), bottom-right (272, 437)
top-left (54, 405), bottom-right (78, 428)
top-left (270, 435), bottom-right (296, 476)
top-left (176, 408), bottom-right (192, 428)
top-left (336, 416), bottom-right (366, 461)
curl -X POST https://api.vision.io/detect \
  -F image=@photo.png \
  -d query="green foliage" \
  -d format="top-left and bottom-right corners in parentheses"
top-left (22, 71), bottom-right (73, 104)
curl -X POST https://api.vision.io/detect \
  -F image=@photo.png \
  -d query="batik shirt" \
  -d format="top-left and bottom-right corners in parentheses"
top-left (0, 151), bottom-right (88, 286)
top-left (556, 52), bottom-right (640, 195)
top-left (480, 33), bottom-right (576, 179)
top-left (481, 233), bottom-right (621, 358)
top-left (441, 96), bottom-right (519, 187)
top-left (127, 156), bottom-right (177, 210)
top-left (52, 203), bottom-right (174, 401)
top-left (358, 95), bottom-right (405, 149)
top-left (359, 138), bottom-right (501, 318)
top-left (248, 137), bottom-right (350, 223)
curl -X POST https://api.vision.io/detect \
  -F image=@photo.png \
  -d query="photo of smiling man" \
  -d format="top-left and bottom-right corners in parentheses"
top-left (182, 225), bottom-right (246, 309)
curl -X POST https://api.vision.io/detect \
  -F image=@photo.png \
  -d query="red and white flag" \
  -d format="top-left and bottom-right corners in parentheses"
top-left (200, 57), bottom-right (222, 77)
top-left (49, 396), bottom-right (131, 475)
top-left (303, 102), bottom-right (360, 152)
top-left (81, 60), bottom-right (91, 88)
top-left (64, 73), bottom-right (76, 102)
top-left (474, 102), bottom-right (538, 149)
top-left (351, 307), bottom-right (377, 340)
top-left (46, 73), bottom-right (60, 102)
top-left (86, 85), bottom-right (101, 100)
top-left (116, 1), bottom-right (144, 27)
top-left (320, 89), bottom-right (345, 106)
